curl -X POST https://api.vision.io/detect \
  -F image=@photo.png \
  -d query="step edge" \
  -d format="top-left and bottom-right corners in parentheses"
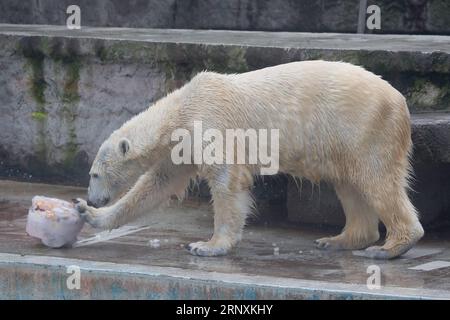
top-left (0, 252), bottom-right (448, 300)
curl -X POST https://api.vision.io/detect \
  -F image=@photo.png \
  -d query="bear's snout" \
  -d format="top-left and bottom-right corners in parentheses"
top-left (87, 197), bottom-right (109, 208)
top-left (86, 199), bottom-right (96, 208)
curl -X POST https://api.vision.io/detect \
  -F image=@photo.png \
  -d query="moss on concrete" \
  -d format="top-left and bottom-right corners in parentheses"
top-left (409, 79), bottom-right (441, 109)
top-left (18, 37), bottom-right (84, 172)
top-left (94, 42), bottom-right (249, 91)
top-left (397, 73), bottom-right (450, 111)
top-left (31, 111), bottom-right (48, 121)
top-left (437, 80), bottom-right (450, 111)
top-left (62, 126), bottom-right (79, 169)
top-left (21, 41), bottom-right (47, 106)
top-left (61, 58), bottom-right (81, 103)
top-left (19, 39), bottom-right (49, 166)
top-left (95, 41), bottom-right (169, 64)
top-left (28, 57), bottom-right (46, 105)
top-left (204, 46), bottom-right (249, 73)
top-left (46, 38), bottom-right (83, 170)
top-left (60, 58), bottom-right (81, 170)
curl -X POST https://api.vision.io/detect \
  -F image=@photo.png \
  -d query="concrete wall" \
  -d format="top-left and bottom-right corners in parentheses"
top-left (1, 30), bottom-right (449, 184)
top-left (1, 0), bottom-right (449, 35)
top-left (0, 36), bottom-right (168, 184)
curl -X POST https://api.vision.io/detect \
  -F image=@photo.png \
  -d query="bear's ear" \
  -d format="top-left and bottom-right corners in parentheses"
top-left (118, 138), bottom-right (131, 157)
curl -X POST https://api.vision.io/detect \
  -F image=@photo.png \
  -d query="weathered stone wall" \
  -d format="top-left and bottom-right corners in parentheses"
top-left (0, 0), bottom-right (449, 35)
top-left (0, 37), bottom-right (168, 184)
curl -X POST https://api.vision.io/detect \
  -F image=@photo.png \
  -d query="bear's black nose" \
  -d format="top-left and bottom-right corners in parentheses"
top-left (102, 197), bottom-right (110, 206)
top-left (87, 200), bottom-right (98, 208)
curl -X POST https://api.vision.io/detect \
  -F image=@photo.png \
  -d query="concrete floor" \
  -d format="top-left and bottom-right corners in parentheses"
top-left (1, 180), bottom-right (450, 299)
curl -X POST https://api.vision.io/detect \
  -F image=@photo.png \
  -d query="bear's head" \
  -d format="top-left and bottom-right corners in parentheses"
top-left (87, 135), bottom-right (145, 208)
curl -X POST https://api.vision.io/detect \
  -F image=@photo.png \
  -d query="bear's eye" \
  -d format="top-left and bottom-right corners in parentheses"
top-left (92, 173), bottom-right (99, 178)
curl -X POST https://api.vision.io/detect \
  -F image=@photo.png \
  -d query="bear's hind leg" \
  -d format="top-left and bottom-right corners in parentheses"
top-left (315, 183), bottom-right (380, 250)
top-left (358, 186), bottom-right (424, 259)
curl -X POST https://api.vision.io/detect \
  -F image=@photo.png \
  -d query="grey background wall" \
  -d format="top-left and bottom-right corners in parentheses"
top-left (1, 32), bottom-right (449, 183)
top-left (1, 0), bottom-right (449, 35)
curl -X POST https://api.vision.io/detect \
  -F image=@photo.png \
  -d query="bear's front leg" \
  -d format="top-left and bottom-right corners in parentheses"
top-left (187, 167), bottom-right (254, 257)
top-left (75, 163), bottom-right (195, 230)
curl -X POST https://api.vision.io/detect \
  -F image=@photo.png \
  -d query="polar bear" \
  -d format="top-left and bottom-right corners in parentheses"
top-left (75, 60), bottom-right (424, 259)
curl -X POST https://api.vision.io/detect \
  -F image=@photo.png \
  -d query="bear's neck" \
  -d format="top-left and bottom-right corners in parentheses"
top-left (116, 87), bottom-right (184, 164)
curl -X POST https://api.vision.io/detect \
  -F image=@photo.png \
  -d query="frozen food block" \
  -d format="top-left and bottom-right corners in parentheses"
top-left (26, 196), bottom-right (85, 248)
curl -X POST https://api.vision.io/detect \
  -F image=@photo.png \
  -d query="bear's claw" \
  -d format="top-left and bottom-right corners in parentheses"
top-left (314, 237), bottom-right (344, 250)
top-left (72, 198), bottom-right (103, 227)
top-left (352, 246), bottom-right (392, 259)
top-left (186, 241), bottom-right (229, 257)
top-left (314, 238), bottom-right (331, 249)
top-left (73, 198), bottom-right (88, 214)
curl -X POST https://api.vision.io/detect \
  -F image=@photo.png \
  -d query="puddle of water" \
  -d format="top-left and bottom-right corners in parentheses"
top-left (409, 261), bottom-right (450, 271)
top-left (0, 200), bottom-right (28, 221)
top-left (400, 248), bottom-right (442, 259)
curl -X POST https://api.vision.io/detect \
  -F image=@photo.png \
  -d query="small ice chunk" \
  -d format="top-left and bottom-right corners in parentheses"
top-left (298, 250), bottom-right (303, 254)
top-left (272, 243), bottom-right (277, 247)
top-left (148, 239), bottom-right (161, 248)
top-left (273, 247), bottom-right (280, 256)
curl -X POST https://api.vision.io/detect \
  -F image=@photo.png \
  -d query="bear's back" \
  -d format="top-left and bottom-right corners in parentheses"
top-left (179, 61), bottom-right (408, 152)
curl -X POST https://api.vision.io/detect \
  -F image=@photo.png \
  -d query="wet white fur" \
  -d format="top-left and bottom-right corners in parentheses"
top-left (77, 60), bottom-right (424, 259)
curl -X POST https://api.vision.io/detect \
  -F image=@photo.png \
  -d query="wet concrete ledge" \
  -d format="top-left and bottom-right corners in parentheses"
top-left (1, 253), bottom-right (448, 300)
top-left (1, 24), bottom-right (450, 53)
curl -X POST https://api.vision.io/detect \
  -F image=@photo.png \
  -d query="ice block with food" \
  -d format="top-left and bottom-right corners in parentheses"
top-left (26, 196), bottom-right (85, 248)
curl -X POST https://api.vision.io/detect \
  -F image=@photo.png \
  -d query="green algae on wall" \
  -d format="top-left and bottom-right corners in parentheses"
top-left (19, 37), bottom-right (84, 174)
top-left (95, 41), bottom-right (250, 94)
top-left (46, 38), bottom-right (83, 172)
top-left (23, 50), bottom-right (49, 165)
top-left (31, 111), bottom-right (48, 121)
top-left (62, 126), bottom-right (79, 169)
top-left (204, 46), bottom-right (249, 73)
top-left (27, 56), bottom-right (47, 105)
top-left (406, 75), bottom-right (450, 111)
top-left (62, 58), bottom-right (81, 103)
top-left (59, 57), bottom-right (81, 171)
top-left (409, 78), bottom-right (440, 109)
